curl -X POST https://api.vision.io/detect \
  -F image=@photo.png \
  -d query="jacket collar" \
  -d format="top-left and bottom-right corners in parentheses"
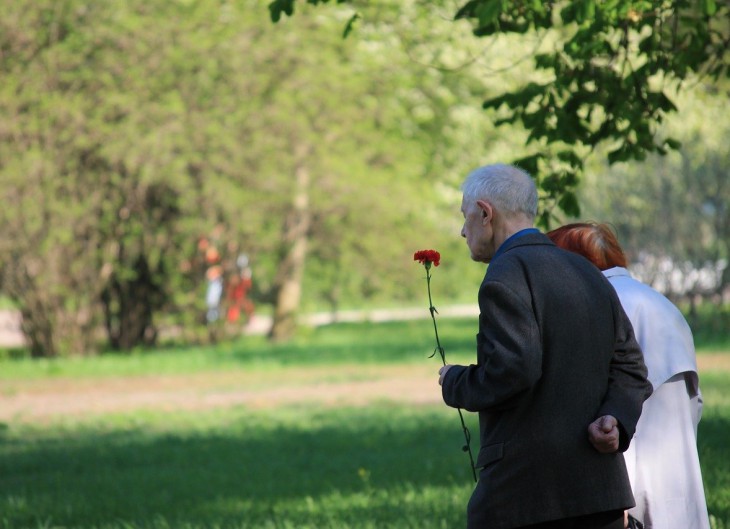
top-left (491, 229), bottom-right (546, 262)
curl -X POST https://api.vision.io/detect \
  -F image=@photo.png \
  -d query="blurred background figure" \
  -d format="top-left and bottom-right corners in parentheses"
top-left (226, 254), bottom-right (255, 324)
top-left (204, 245), bottom-right (224, 324)
top-left (547, 222), bottom-right (711, 529)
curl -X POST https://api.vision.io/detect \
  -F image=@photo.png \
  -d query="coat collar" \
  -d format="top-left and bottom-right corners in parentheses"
top-left (492, 230), bottom-right (550, 262)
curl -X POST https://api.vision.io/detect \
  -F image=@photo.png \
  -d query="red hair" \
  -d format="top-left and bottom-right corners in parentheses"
top-left (547, 222), bottom-right (627, 271)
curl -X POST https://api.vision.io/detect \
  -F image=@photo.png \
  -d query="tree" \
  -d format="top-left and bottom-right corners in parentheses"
top-left (242, 10), bottom-right (480, 340)
top-left (228, 1), bottom-right (535, 340)
top-left (0, 1), bottom-right (205, 354)
top-left (575, 83), bottom-right (729, 310)
top-left (269, 0), bottom-right (730, 225)
top-left (1, 0), bottom-right (506, 352)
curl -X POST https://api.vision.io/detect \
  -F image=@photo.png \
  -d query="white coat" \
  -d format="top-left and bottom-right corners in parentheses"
top-left (603, 267), bottom-right (711, 529)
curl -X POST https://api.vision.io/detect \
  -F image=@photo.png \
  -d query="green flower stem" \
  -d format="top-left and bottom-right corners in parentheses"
top-left (426, 266), bottom-right (477, 483)
top-left (426, 268), bottom-right (446, 365)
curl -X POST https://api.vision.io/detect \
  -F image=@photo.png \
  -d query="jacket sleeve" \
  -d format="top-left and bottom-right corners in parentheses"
top-left (596, 297), bottom-right (653, 451)
top-left (441, 279), bottom-right (542, 412)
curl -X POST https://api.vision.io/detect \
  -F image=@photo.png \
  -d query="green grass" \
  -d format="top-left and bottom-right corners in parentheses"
top-left (0, 405), bottom-right (479, 529)
top-left (0, 319), bottom-right (479, 380)
top-left (0, 319), bottom-right (728, 529)
top-left (683, 302), bottom-right (730, 352)
top-left (699, 372), bottom-right (730, 529)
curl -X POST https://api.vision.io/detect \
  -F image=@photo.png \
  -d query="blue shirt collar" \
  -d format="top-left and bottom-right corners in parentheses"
top-left (491, 228), bottom-right (540, 262)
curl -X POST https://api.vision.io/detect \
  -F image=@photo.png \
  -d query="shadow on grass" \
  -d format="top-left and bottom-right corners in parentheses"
top-left (0, 406), bottom-right (477, 528)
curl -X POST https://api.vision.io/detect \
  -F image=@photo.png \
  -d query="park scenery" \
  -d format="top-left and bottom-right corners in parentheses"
top-left (1, 1), bottom-right (729, 529)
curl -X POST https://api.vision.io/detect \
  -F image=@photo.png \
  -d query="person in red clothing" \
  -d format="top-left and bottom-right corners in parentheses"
top-left (226, 254), bottom-right (254, 323)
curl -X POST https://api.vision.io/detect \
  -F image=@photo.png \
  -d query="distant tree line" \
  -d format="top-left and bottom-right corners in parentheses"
top-left (0, 0), bottom-right (498, 355)
top-left (1, 0), bottom-right (727, 356)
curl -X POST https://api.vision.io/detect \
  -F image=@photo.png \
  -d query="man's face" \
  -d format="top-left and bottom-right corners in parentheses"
top-left (460, 195), bottom-right (493, 263)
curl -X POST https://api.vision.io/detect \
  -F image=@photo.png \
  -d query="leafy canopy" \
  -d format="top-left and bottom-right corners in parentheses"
top-left (269, 0), bottom-right (730, 226)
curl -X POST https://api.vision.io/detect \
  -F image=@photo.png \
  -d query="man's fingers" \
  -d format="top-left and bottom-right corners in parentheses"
top-left (588, 417), bottom-right (620, 453)
top-left (438, 364), bottom-right (452, 386)
top-left (600, 415), bottom-right (617, 432)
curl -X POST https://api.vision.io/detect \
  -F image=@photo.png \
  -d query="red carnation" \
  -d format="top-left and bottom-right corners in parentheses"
top-left (412, 246), bottom-right (476, 481)
top-left (413, 249), bottom-right (441, 267)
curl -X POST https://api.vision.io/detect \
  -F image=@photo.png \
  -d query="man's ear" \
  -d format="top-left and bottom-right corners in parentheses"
top-left (476, 199), bottom-right (493, 224)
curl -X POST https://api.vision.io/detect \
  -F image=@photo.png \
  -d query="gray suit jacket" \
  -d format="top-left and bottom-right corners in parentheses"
top-left (442, 232), bottom-right (652, 528)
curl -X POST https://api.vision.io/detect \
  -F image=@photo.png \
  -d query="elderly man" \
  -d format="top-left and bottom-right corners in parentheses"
top-left (439, 164), bottom-right (652, 529)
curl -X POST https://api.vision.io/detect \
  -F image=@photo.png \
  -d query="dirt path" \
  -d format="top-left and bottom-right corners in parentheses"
top-left (0, 364), bottom-right (444, 423)
top-left (0, 305), bottom-right (476, 422)
top-left (2, 356), bottom-right (729, 424)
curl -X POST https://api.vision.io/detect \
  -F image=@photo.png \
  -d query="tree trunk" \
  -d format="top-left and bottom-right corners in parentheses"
top-left (20, 304), bottom-right (57, 358)
top-left (269, 157), bottom-right (311, 342)
top-left (2, 263), bottom-right (59, 357)
top-left (102, 256), bottom-right (160, 351)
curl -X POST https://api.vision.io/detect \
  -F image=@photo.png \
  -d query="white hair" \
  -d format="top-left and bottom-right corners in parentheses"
top-left (461, 164), bottom-right (538, 220)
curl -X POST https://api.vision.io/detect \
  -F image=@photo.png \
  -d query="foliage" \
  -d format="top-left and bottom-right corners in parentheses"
top-left (575, 82), bottom-right (730, 306)
top-left (0, 0), bottom-right (234, 355)
top-left (0, 0), bottom-right (498, 354)
top-left (270, 0), bottom-right (730, 226)
top-left (2, 0), bottom-right (728, 355)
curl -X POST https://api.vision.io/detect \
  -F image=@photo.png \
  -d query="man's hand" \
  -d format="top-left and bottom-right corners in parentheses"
top-left (438, 364), bottom-right (452, 386)
top-left (588, 415), bottom-right (620, 453)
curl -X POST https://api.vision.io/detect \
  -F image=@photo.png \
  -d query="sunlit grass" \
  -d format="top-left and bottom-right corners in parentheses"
top-left (0, 319), bottom-right (479, 380)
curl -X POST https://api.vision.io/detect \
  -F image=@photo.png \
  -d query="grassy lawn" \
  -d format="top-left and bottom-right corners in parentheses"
top-left (0, 319), bottom-right (728, 529)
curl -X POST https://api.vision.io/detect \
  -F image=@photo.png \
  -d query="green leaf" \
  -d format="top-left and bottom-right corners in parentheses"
top-left (556, 150), bottom-right (583, 168)
top-left (576, 0), bottom-right (596, 24)
top-left (607, 143), bottom-right (631, 164)
top-left (455, 0), bottom-right (479, 20)
top-left (482, 94), bottom-right (508, 109)
top-left (475, 1), bottom-right (502, 28)
top-left (664, 137), bottom-right (682, 150)
top-left (657, 92), bottom-right (677, 112)
top-left (512, 153), bottom-right (543, 176)
top-left (534, 53), bottom-right (554, 70)
top-left (269, 0), bottom-right (295, 22)
top-left (342, 12), bottom-right (360, 38)
top-left (702, 0), bottom-right (717, 16)
top-left (537, 210), bottom-right (552, 230)
top-left (558, 190), bottom-right (580, 217)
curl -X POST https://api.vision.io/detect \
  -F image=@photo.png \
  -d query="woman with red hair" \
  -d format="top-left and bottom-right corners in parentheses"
top-left (546, 223), bottom-right (628, 270)
top-left (547, 222), bottom-right (710, 529)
